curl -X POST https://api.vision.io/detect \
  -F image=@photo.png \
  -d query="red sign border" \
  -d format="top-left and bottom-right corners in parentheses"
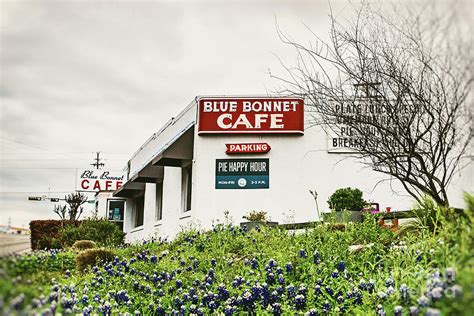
top-left (196, 96), bottom-right (305, 135)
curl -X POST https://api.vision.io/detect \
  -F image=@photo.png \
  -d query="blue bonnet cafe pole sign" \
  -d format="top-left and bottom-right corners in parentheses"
top-left (215, 158), bottom-right (269, 189)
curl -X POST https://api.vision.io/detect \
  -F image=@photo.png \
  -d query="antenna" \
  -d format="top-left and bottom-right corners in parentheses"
top-left (91, 152), bottom-right (105, 170)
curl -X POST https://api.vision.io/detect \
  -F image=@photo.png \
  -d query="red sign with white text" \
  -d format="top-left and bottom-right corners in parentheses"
top-left (75, 169), bottom-right (124, 192)
top-left (198, 97), bottom-right (304, 134)
top-left (226, 143), bottom-right (271, 154)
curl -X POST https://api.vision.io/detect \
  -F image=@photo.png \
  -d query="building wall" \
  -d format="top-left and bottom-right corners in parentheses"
top-left (191, 124), bottom-right (414, 230)
top-left (125, 167), bottom-right (194, 243)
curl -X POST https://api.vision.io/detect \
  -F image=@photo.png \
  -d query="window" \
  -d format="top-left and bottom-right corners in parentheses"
top-left (156, 182), bottom-right (163, 221)
top-left (181, 165), bottom-right (192, 212)
top-left (107, 200), bottom-right (125, 221)
top-left (133, 194), bottom-right (144, 228)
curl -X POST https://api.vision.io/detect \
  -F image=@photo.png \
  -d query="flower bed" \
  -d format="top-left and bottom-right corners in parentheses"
top-left (1, 210), bottom-right (472, 315)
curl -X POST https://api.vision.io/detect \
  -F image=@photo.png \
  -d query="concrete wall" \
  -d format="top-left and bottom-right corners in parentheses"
top-left (192, 124), bottom-right (414, 229)
top-left (124, 167), bottom-right (194, 243)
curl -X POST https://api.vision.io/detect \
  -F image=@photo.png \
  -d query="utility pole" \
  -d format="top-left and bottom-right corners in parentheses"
top-left (91, 152), bottom-right (105, 170)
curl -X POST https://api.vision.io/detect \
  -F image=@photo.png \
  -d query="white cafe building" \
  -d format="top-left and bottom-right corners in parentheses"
top-left (94, 96), bottom-right (471, 243)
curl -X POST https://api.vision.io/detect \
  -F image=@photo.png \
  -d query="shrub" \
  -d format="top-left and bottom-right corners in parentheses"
top-left (72, 240), bottom-right (97, 251)
top-left (76, 248), bottom-right (115, 272)
top-left (242, 210), bottom-right (268, 222)
top-left (59, 219), bottom-right (125, 248)
top-left (327, 187), bottom-right (367, 212)
top-left (29, 220), bottom-right (80, 250)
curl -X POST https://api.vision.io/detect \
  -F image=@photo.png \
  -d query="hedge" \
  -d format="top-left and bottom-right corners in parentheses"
top-left (29, 220), bottom-right (80, 250)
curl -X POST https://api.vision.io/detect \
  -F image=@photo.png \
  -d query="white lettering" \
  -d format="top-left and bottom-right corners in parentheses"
top-left (217, 113), bottom-right (233, 129)
top-left (270, 114), bottom-right (284, 128)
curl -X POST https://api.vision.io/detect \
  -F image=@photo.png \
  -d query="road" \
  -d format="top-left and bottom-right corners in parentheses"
top-left (0, 233), bottom-right (31, 257)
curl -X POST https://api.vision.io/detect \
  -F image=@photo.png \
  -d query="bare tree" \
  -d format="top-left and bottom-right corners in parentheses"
top-left (53, 204), bottom-right (67, 220)
top-left (272, 2), bottom-right (473, 206)
top-left (65, 192), bottom-right (88, 221)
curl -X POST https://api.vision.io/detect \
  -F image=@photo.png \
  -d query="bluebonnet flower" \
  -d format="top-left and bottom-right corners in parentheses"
top-left (425, 308), bottom-right (441, 316)
top-left (268, 258), bottom-right (277, 268)
top-left (251, 258), bottom-right (258, 269)
top-left (314, 285), bottom-right (322, 296)
top-left (175, 279), bottom-right (183, 288)
top-left (81, 295), bottom-right (88, 304)
top-left (266, 272), bottom-right (276, 284)
top-left (377, 291), bottom-right (387, 299)
top-left (417, 295), bottom-right (429, 307)
top-left (10, 294), bottom-right (25, 310)
top-left (447, 284), bottom-right (463, 298)
top-left (376, 304), bottom-right (386, 316)
top-left (385, 277), bottom-right (394, 287)
top-left (299, 249), bottom-right (307, 258)
top-left (82, 305), bottom-right (93, 316)
top-left (337, 295), bottom-right (345, 304)
top-left (217, 284), bottom-right (230, 300)
top-left (394, 305), bottom-right (403, 316)
top-left (287, 284), bottom-right (296, 298)
top-left (430, 287), bottom-right (443, 300)
top-left (294, 294), bottom-right (306, 310)
top-left (211, 258), bottom-right (216, 266)
top-left (65, 269), bottom-right (71, 278)
top-left (415, 250), bottom-right (423, 262)
top-left (322, 300), bottom-right (331, 313)
top-left (224, 305), bottom-right (234, 315)
top-left (331, 270), bottom-right (339, 278)
top-left (306, 308), bottom-right (318, 316)
top-left (93, 294), bottom-right (100, 303)
top-left (445, 267), bottom-right (455, 283)
top-left (277, 274), bottom-right (285, 285)
top-left (298, 284), bottom-right (307, 296)
top-left (208, 300), bottom-right (218, 311)
top-left (400, 284), bottom-right (410, 302)
top-left (324, 286), bottom-right (334, 297)
top-left (386, 286), bottom-right (395, 296)
top-left (270, 302), bottom-right (282, 316)
top-left (241, 291), bottom-right (254, 309)
top-left (409, 306), bottom-right (419, 315)
top-left (336, 260), bottom-right (346, 272)
top-left (285, 262), bottom-right (293, 273)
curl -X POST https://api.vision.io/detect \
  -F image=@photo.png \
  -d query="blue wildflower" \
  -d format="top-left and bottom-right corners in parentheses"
top-left (294, 294), bottom-right (306, 310)
top-left (313, 250), bottom-right (321, 264)
top-left (322, 300), bottom-right (331, 313)
top-left (299, 249), bottom-right (307, 258)
top-left (394, 305), bottom-right (403, 316)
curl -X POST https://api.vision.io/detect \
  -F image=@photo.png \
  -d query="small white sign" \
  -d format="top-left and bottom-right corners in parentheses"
top-left (76, 169), bottom-right (125, 192)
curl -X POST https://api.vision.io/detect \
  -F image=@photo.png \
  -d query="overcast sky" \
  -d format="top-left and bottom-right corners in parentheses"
top-left (0, 0), bottom-right (471, 227)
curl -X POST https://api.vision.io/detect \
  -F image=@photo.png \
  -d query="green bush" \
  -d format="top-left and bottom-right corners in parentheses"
top-left (60, 219), bottom-right (125, 248)
top-left (72, 240), bottom-right (97, 251)
top-left (242, 210), bottom-right (268, 222)
top-left (29, 220), bottom-right (80, 250)
top-left (327, 187), bottom-right (367, 212)
top-left (76, 248), bottom-right (115, 272)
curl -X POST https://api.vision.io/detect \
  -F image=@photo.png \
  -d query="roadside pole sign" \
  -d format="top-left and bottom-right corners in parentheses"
top-left (215, 158), bottom-right (269, 189)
